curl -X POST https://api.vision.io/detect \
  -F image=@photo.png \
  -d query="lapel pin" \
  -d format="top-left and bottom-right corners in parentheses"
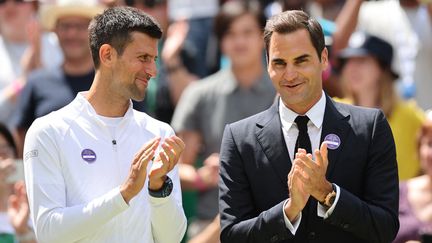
top-left (81, 149), bottom-right (97, 163)
top-left (324, 134), bottom-right (341, 150)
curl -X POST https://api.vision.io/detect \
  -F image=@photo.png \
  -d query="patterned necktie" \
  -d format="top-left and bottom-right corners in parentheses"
top-left (294, 115), bottom-right (312, 154)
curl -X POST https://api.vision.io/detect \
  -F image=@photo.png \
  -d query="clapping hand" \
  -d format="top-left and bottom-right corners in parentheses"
top-left (148, 136), bottom-right (185, 190)
top-left (295, 143), bottom-right (332, 202)
top-left (120, 136), bottom-right (185, 203)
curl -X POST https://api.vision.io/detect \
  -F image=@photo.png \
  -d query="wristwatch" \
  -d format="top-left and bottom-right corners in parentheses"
top-left (148, 176), bottom-right (173, 198)
top-left (321, 184), bottom-right (337, 207)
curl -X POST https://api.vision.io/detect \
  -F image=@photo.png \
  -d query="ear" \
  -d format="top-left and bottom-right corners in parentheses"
top-left (99, 44), bottom-right (117, 68)
top-left (320, 47), bottom-right (329, 71)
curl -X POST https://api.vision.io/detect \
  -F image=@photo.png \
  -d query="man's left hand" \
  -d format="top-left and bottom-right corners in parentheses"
top-left (296, 143), bottom-right (333, 202)
top-left (148, 136), bottom-right (185, 190)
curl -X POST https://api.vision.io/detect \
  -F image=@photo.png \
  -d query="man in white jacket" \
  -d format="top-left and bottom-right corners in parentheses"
top-left (23, 6), bottom-right (187, 243)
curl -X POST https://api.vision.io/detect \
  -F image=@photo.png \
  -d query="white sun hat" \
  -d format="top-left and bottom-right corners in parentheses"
top-left (40, 0), bottom-right (106, 30)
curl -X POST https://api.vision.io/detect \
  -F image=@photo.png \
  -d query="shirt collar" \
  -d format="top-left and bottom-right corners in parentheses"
top-left (279, 90), bottom-right (326, 130)
top-left (74, 91), bottom-right (135, 126)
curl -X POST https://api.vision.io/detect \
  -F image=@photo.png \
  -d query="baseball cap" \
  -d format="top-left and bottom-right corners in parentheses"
top-left (339, 32), bottom-right (399, 79)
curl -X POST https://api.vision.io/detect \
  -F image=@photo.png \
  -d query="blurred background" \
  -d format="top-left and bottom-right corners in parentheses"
top-left (0, 0), bottom-right (431, 242)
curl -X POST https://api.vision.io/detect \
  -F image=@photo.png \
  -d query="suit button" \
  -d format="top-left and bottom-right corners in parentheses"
top-left (342, 223), bottom-right (349, 229)
top-left (308, 231), bottom-right (316, 239)
top-left (270, 235), bottom-right (279, 242)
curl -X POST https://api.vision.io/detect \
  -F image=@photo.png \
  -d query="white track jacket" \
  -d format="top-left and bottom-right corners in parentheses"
top-left (23, 92), bottom-right (186, 243)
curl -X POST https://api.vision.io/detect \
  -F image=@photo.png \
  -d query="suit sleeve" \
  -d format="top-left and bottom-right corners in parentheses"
top-left (219, 124), bottom-right (293, 243)
top-left (325, 110), bottom-right (399, 243)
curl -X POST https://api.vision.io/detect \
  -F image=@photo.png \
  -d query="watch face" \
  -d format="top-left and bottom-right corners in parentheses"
top-left (327, 191), bottom-right (336, 206)
top-left (163, 177), bottom-right (173, 197)
top-left (149, 176), bottom-right (173, 198)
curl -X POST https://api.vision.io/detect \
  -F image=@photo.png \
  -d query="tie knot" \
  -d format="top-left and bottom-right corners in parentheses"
top-left (295, 115), bottom-right (309, 132)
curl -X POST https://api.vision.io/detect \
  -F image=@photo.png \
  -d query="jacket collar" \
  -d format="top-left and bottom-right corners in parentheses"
top-left (72, 92), bottom-right (135, 129)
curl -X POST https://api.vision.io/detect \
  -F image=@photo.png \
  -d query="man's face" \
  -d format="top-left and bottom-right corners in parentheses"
top-left (267, 29), bottom-right (328, 114)
top-left (111, 31), bottom-right (158, 102)
top-left (0, 0), bottom-right (34, 38)
top-left (55, 16), bottom-right (91, 61)
top-left (221, 13), bottom-right (264, 68)
top-left (341, 56), bottom-right (382, 97)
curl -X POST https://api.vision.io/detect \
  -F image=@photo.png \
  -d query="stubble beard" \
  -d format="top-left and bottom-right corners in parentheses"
top-left (128, 82), bottom-right (147, 102)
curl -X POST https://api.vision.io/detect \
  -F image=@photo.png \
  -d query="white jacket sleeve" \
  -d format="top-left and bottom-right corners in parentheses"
top-left (23, 120), bottom-right (129, 243)
top-left (150, 164), bottom-right (187, 243)
top-left (149, 128), bottom-right (187, 243)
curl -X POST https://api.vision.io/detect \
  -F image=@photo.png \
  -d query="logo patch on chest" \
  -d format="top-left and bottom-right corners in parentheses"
top-left (81, 149), bottom-right (97, 163)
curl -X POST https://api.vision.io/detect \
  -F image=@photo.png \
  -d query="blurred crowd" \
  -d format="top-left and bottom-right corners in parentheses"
top-left (0, 0), bottom-right (431, 242)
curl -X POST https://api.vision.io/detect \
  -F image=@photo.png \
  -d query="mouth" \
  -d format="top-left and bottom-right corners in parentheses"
top-left (286, 83), bottom-right (302, 88)
top-left (136, 75), bottom-right (151, 86)
top-left (233, 46), bottom-right (249, 53)
top-left (136, 77), bottom-right (148, 84)
top-left (282, 81), bottom-right (305, 90)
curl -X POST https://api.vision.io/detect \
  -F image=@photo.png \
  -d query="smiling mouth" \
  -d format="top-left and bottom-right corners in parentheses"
top-left (136, 77), bottom-right (149, 85)
top-left (137, 74), bottom-right (151, 82)
top-left (286, 83), bottom-right (303, 88)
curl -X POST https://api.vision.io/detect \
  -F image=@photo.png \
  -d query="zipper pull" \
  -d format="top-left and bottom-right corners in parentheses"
top-left (112, 140), bottom-right (117, 152)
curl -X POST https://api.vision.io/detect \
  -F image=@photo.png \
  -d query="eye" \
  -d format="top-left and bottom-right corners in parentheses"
top-left (139, 55), bottom-right (151, 63)
top-left (272, 60), bottom-right (286, 68)
top-left (295, 59), bottom-right (308, 65)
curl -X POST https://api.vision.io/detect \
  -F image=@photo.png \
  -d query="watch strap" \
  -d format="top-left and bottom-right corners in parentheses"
top-left (323, 184), bottom-right (337, 207)
top-left (148, 176), bottom-right (173, 198)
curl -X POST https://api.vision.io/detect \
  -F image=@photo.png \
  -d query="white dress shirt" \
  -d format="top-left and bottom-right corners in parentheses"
top-left (278, 91), bottom-right (340, 234)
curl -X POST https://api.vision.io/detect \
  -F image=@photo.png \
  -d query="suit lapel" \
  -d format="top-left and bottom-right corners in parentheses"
top-left (255, 101), bottom-right (291, 185)
top-left (321, 95), bottom-right (351, 178)
top-left (254, 96), bottom-right (351, 185)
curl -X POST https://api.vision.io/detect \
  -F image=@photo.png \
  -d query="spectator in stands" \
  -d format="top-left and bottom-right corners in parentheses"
top-left (0, 123), bottom-right (35, 243)
top-left (395, 111), bottom-right (432, 243)
top-left (0, 0), bottom-right (63, 128)
top-left (339, 32), bottom-right (424, 180)
top-left (12, 0), bottom-right (105, 156)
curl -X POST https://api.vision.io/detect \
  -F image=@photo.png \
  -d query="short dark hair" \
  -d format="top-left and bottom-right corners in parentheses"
top-left (213, 0), bottom-right (266, 42)
top-left (263, 10), bottom-right (325, 61)
top-left (89, 6), bottom-right (163, 68)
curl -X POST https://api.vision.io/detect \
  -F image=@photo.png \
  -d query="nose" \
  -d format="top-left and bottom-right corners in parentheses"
top-left (145, 60), bottom-right (157, 78)
top-left (283, 65), bottom-right (298, 81)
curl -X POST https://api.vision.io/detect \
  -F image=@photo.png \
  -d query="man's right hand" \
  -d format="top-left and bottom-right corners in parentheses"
top-left (285, 149), bottom-right (310, 222)
top-left (120, 137), bottom-right (160, 203)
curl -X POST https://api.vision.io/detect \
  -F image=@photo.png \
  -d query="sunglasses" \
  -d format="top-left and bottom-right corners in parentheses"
top-left (0, 0), bottom-right (26, 5)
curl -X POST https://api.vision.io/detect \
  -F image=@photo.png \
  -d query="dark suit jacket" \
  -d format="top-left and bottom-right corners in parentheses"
top-left (219, 95), bottom-right (399, 243)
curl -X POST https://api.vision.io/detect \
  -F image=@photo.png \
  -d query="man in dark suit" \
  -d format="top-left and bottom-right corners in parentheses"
top-left (219, 10), bottom-right (399, 243)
